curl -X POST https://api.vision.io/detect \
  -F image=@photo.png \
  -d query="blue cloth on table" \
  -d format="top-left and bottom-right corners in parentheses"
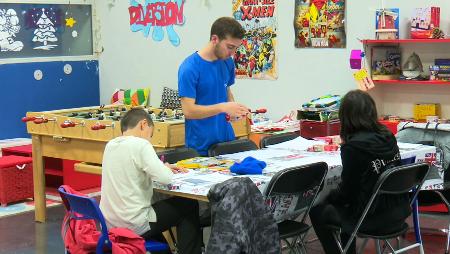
top-left (230, 156), bottom-right (266, 175)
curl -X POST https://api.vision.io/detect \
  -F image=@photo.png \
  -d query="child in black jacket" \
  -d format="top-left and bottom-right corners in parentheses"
top-left (310, 90), bottom-right (410, 254)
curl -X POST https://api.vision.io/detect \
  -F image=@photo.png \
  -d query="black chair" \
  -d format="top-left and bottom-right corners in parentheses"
top-left (399, 139), bottom-right (450, 254)
top-left (412, 141), bottom-right (450, 254)
top-left (264, 162), bottom-right (328, 254)
top-left (157, 147), bottom-right (199, 163)
top-left (331, 162), bottom-right (430, 254)
top-left (207, 139), bottom-right (258, 157)
top-left (260, 132), bottom-right (299, 148)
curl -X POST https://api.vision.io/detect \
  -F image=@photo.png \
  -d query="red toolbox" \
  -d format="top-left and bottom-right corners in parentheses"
top-left (300, 120), bottom-right (341, 139)
top-left (0, 155), bottom-right (34, 206)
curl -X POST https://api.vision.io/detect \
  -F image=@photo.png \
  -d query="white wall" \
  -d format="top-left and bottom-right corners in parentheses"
top-left (97, 0), bottom-right (450, 120)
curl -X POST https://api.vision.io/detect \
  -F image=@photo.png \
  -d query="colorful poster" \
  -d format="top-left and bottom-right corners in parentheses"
top-left (128, 0), bottom-right (185, 47)
top-left (294, 0), bottom-right (346, 48)
top-left (232, 0), bottom-right (278, 80)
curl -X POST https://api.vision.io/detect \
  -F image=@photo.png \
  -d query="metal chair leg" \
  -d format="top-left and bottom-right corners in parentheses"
top-left (375, 239), bottom-right (382, 254)
top-left (290, 236), bottom-right (302, 254)
top-left (419, 243), bottom-right (425, 254)
top-left (446, 222), bottom-right (450, 254)
top-left (396, 236), bottom-right (401, 249)
top-left (332, 230), bottom-right (344, 253)
top-left (357, 238), bottom-right (368, 253)
top-left (384, 239), bottom-right (396, 253)
top-left (297, 239), bottom-right (308, 254)
top-left (283, 238), bottom-right (296, 254)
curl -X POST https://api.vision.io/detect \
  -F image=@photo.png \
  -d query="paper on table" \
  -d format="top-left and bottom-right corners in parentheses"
top-left (173, 171), bottom-right (232, 185)
top-left (397, 142), bottom-right (423, 150)
top-left (219, 148), bottom-right (296, 161)
top-left (266, 136), bottom-right (326, 151)
top-left (263, 152), bottom-right (342, 173)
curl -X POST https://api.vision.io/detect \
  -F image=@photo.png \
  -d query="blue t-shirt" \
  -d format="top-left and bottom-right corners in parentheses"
top-left (178, 52), bottom-right (236, 155)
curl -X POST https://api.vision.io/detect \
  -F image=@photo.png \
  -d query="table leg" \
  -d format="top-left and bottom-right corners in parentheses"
top-left (32, 135), bottom-right (46, 222)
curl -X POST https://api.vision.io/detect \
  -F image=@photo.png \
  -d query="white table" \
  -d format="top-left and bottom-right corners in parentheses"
top-left (154, 142), bottom-right (439, 200)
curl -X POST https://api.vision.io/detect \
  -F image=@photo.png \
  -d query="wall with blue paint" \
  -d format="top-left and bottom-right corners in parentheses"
top-left (0, 60), bottom-right (99, 139)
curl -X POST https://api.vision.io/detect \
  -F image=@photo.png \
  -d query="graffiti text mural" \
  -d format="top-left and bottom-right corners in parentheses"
top-left (129, 0), bottom-right (185, 47)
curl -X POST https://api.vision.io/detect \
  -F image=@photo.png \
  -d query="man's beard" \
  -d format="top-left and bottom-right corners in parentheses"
top-left (213, 44), bottom-right (226, 60)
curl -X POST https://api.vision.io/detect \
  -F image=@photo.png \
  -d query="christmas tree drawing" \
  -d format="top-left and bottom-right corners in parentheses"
top-left (0, 8), bottom-right (24, 52)
top-left (33, 8), bottom-right (58, 50)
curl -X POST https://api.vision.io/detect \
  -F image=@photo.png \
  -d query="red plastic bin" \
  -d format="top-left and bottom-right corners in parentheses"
top-left (379, 120), bottom-right (399, 135)
top-left (0, 155), bottom-right (34, 206)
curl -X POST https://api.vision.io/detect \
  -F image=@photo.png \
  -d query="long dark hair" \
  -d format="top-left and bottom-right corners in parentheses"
top-left (339, 90), bottom-right (388, 142)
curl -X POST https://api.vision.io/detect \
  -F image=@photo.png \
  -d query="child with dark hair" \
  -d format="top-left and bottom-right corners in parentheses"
top-left (309, 90), bottom-right (410, 254)
top-left (100, 108), bottom-right (202, 254)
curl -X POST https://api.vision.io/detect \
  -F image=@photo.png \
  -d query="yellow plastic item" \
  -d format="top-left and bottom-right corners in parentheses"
top-left (413, 103), bottom-right (440, 121)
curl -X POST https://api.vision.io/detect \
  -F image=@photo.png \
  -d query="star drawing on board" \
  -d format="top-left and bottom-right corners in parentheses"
top-left (65, 17), bottom-right (76, 28)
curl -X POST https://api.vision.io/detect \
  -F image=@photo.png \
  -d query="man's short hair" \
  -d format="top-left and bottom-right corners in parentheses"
top-left (120, 108), bottom-right (153, 133)
top-left (210, 17), bottom-right (245, 40)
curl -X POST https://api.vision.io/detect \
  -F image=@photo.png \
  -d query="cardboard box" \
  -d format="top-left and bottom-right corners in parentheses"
top-left (371, 46), bottom-right (401, 80)
top-left (411, 7), bottom-right (440, 39)
top-left (413, 103), bottom-right (440, 121)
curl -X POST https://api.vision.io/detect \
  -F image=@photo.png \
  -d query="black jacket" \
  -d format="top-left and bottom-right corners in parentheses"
top-left (329, 131), bottom-right (410, 226)
top-left (206, 177), bottom-right (280, 254)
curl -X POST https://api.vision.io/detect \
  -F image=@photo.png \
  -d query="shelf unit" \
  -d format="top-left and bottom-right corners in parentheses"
top-left (361, 39), bottom-right (450, 44)
top-left (361, 39), bottom-right (450, 85)
top-left (45, 168), bottom-right (64, 176)
top-left (374, 80), bottom-right (450, 85)
top-left (361, 38), bottom-right (450, 119)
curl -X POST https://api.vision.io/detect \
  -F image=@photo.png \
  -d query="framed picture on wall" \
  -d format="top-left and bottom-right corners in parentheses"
top-left (294, 0), bottom-right (346, 48)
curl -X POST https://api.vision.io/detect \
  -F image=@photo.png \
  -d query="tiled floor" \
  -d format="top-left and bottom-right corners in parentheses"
top-left (0, 205), bottom-right (448, 254)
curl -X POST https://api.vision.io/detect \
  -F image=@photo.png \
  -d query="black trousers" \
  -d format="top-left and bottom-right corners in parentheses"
top-left (310, 202), bottom-right (407, 254)
top-left (141, 197), bottom-right (202, 254)
top-left (310, 203), bottom-right (356, 254)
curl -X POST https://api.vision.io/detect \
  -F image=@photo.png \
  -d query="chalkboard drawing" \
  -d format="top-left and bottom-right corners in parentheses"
top-left (0, 8), bottom-right (24, 52)
top-left (33, 8), bottom-right (58, 50)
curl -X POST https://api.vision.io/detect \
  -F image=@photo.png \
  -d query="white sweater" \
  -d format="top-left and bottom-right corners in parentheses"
top-left (99, 136), bottom-right (173, 235)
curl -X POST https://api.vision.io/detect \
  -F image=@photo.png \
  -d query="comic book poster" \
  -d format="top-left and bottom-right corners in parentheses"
top-left (232, 0), bottom-right (278, 80)
top-left (294, 0), bottom-right (346, 48)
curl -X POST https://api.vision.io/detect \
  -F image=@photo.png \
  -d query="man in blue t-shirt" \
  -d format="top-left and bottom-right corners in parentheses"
top-left (178, 17), bottom-right (250, 155)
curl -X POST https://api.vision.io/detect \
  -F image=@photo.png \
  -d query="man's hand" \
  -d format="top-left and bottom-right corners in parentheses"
top-left (165, 162), bottom-right (188, 174)
top-left (222, 102), bottom-right (250, 119)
